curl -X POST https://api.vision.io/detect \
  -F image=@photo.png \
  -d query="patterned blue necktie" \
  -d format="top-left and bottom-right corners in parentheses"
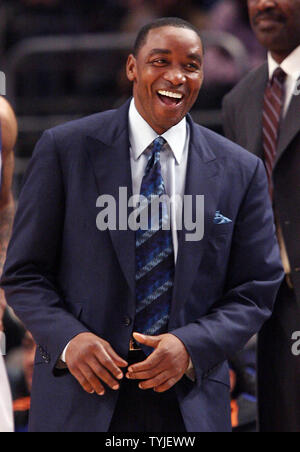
top-left (134, 137), bottom-right (175, 354)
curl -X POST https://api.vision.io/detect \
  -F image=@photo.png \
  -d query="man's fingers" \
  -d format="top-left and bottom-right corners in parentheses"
top-left (87, 356), bottom-right (120, 391)
top-left (133, 332), bottom-right (161, 348)
top-left (126, 361), bottom-right (166, 380)
top-left (70, 367), bottom-right (97, 395)
top-left (126, 369), bottom-right (160, 380)
top-left (80, 363), bottom-right (106, 396)
top-left (95, 346), bottom-right (125, 381)
top-left (128, 348), bottom-right (162, 373)
top-left (105, 343), bottom-right (128, 368)
top-left (154, 377), bottom-right (179, 393)
top-left (137, 371), bottom-right (171, 390)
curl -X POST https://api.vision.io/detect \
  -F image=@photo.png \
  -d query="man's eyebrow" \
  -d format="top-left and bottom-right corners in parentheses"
top-left (148, 49), bottom-right (202, 64)
top-left (187, 53), bottom-right (202, 64)
top-left (148, 49), bottom-right (172, 56)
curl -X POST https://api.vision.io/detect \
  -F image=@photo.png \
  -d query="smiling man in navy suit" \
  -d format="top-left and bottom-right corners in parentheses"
top-left (1, 18), bottom-right (283, 432)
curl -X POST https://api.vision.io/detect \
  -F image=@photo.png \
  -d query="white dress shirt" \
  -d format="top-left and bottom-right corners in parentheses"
top-left (268, 45), bottom-right (300, 117)
top-left (0, 355), bottom-right (13, 432)
top-left (129, 100), bottom-right (195, 379)
top-left (129, 99), bottom-right (190, 262)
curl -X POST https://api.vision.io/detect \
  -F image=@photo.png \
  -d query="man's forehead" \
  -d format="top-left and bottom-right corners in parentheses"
top-left (142, 27), bottom-right (203, 54)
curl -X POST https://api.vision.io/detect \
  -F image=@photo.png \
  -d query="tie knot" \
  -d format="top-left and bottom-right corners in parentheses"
top-left (152, 136), bottom-right (167, 153)
top-left (272, 67), bottom-right (287, 85)
top-left (145, 137), bottom-right (167, 173)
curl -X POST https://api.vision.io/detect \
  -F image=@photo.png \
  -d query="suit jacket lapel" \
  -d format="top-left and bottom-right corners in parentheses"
top-left (170, 120), bottom-right (223, 325)
top-left (243, 63), bottom-right (268, 158)
top-left (86, 100), bottom-right (136, 295)
top-left (238, 63), bottom-right (300, 168)
top-left (276, 81), bottom-right (300, 166)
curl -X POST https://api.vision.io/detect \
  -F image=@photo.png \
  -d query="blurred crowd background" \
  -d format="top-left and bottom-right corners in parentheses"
top-left (0, 0), bottom-right (266, 432)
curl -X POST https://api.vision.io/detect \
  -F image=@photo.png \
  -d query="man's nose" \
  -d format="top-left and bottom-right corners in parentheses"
top-left (163, 67), bottom-right (186, 86)
top-left (252, 0), bottom-right (277, 10)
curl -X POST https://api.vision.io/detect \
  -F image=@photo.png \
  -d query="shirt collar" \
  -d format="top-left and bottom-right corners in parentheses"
top-left (268, 45), bottom-right (300, 82)
top-left (129, 98), bottom-right (187, 165)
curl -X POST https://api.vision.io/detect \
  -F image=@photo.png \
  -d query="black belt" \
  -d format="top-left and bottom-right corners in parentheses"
top-left (127, 349), bottom-right (146, 365)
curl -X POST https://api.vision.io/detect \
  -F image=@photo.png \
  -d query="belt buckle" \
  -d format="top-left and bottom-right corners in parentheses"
top-left (129, 337), bottom-right (141, 351)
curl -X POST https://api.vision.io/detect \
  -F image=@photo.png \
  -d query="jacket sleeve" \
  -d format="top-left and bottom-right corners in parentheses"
top-left (171, 159), bottom-right (284, 385)
top-left (0, 130), bottom-right (89, 374)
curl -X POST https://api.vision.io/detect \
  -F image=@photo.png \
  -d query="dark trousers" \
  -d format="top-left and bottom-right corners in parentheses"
top-left (257, 280), bottom-right (300, 432)
top-left (109, 350), bottom-right (186, 433)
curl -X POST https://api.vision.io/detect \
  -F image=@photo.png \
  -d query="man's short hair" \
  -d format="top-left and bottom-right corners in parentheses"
top-left (133, 17), bottom-right (202, 56)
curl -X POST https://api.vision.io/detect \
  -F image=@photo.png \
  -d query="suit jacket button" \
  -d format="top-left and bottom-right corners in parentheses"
top-left (123, 316), bottom-right (132, 327)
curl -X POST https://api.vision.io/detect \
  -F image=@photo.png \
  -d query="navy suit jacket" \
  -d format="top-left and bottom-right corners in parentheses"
top-left (1, 100), bottom-right (283, 432)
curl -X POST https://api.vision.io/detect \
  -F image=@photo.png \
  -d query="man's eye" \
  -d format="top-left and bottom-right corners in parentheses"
top-left (152, 59), bottom-right (168, 65)
top-left (186, 63), bottom-right (200, 71)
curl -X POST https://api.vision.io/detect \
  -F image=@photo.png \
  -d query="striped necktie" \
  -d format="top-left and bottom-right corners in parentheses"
top-left (262, 67), bottom-right (287, 199)
top-left (134, 137), bottom-right (175, 354)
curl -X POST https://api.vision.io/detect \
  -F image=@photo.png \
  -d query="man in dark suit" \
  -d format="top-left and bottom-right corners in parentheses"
top-left (1, 17), bottom-right (283, 432)
top-left (223, 0), bottom-right (300, 432)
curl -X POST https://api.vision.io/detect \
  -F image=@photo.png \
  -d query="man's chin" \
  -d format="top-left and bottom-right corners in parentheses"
top-left (153, 112), bottom-right (186, 133)
top-left (154, 119), bottom-right (182, 134)
top-left (253, 21), bottom-right (286, 42)
top-left (255, 28), bottom-right (285, 50)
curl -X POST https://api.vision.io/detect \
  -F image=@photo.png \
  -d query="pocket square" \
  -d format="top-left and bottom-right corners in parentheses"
top-left (214, 211), bottom-right (232, 225)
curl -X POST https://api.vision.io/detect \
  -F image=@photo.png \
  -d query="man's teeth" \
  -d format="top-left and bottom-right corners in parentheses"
top-left (158, 90), bottom-right (183, 100)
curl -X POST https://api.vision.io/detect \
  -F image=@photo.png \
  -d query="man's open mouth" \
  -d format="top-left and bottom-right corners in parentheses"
top-left (157, 90), bottom-right (184, 107)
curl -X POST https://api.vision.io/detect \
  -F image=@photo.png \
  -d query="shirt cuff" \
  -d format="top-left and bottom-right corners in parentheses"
top-left (61, 342), bottom-right (70, 363)
top-left (55, 342), bottom-right (71, 369)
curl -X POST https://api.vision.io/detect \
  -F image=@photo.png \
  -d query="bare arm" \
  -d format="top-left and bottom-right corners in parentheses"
top-left (0, 97), bottom-right (17, 329)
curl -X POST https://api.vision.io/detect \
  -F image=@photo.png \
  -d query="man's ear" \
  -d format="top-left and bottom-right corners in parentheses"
top-left (126, 54), bottom-right (137, 83)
